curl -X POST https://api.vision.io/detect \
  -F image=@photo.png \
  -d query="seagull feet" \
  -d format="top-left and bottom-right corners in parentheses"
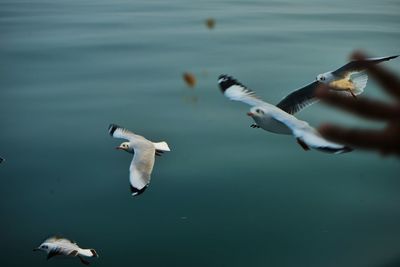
top-left (250, 124), bottom-right (260, 128)
top-left (296, 138), bottom-right (310, 151)
top-left (155, 150), bottom-right (164, 157)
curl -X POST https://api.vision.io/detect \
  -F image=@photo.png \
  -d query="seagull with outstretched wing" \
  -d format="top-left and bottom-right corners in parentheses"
top-left (218, 75), bottom-right (352, 154)
top-left (276, 55), bottom-right (398, 115)
top-left (34, 236), bottom-right (98, 265)
top-left (108, 124), bottom-right (170, 196)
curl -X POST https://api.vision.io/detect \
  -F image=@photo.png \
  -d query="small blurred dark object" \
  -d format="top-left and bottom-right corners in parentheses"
top-left (205, 18), bottom-right (215, 29)
top-left (0, 157), bottom-right (4, 164)
top-left (317, 51), bottom-right (400, 157)
top-left (183, 72), bottom-right (197, 88)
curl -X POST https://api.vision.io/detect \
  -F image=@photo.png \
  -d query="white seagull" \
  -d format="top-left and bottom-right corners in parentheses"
top-left (33, 236), bottom-right (98, 265)
top-left (276, 55), bottom-right (398, 114)
top-left (218, 75), bottom-right (352, 154)
top-left (108, 124), bottom-right (171, 196)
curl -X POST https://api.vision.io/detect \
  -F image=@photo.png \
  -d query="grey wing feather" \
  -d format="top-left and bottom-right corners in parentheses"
top-left (269, 111), bottom-right (352, 154)
top-left (129, 141), bottom-right (155, 196)
top-left (276, 81), bottom-right (320, 114)
top-left (108, 124), bottom-right (137, 141)
top-left (332, 55), bottom-right (399, 77)
top-left (46, 236), bottom-right (76, 244)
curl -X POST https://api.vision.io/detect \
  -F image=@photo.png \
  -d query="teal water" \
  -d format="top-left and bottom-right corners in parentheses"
top-left (1, 0), bottom-right (399, 266)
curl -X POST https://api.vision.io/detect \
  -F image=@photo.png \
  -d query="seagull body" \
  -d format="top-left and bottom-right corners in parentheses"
top-left (108, 124), bottom-right (170, 196)
top-left (218, 75), bottom-right (352, 154)
top-left (276, 55), bottom-right (398, 114)
top-left (34, 236), bottom-right (98, 265)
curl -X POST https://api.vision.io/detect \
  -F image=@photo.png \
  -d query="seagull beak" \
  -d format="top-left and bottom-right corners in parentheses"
top-left (33, 248), bottom-right (40, 252)
top-left (247, 112), bottom-right (254, 117)
top-left (115, 146), bottom-right (123, 150)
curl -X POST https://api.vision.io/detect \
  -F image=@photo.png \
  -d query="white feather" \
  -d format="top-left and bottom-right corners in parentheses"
top-left (224, 85), bottom-right (267, 107)
top-left (351, 72), bottom-right (368, 95)
top-left (153, 141), bottom-right (171, 152)
top-left (250, 106), bottom-right (350, 153)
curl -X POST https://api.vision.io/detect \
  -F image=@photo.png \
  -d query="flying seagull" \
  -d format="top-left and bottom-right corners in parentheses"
top-left (33, 236), bottom-right (98, 265)
top-left (276, 55), bottom-right (399, 114)
top-left (108, 124), bottom-right (171, 196)
top-left (218, 75), bottom-right (352, 154)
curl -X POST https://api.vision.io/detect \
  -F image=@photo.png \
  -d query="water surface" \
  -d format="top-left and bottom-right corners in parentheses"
top-left (0, 0), bottom-right (399, 266)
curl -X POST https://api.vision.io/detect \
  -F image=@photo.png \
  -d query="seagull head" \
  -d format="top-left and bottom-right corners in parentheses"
top-left (316, 73), bottom-right (326, 82)
top-left (33, 243), bottom-right (51, 253)
top-left (116, 142), bottom-right (133, 153)
top-left (247, 107), bottom-right (265, 118)
top-left (317, 72), bottom-right (334, 83)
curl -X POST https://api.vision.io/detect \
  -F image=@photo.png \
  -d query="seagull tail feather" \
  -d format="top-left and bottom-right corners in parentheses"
top-left (79, 249), bottom-right (98, 258)
top-left (153, 141), bottom-right (171, 152)
top-left (351, 72), bottom-right (368, 95)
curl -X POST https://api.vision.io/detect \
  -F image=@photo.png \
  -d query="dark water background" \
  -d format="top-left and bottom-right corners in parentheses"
top-left (1, 0), bottom-right (399, 266)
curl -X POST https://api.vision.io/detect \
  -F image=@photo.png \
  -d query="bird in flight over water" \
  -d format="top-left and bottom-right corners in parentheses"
top-left (218, 75), bottom-right (352, 154)
top-left (276, 55), bottom-right (398, 115)
top-left (33, 236), bottom-right (98, 265)
top-left (108, 124), bottom-right (171, 196)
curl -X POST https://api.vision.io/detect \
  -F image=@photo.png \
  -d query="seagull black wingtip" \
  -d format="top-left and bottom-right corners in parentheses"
top-left (376, 55), bottom-right (399, 63)
top-left (218, 74), bottom-right (243, 93)
top-left (108, 124), bottom-right (120, 136)
top-left (341, 146), bottom-right (353, 153)
top-left (90, 249), bottom-right (99, 258)
top-left (130, 185), bottom-right (148, 197)
top-left (316, 146), bottom-right (353, 154)
top-left (218, 74), bottom-right (228, 80)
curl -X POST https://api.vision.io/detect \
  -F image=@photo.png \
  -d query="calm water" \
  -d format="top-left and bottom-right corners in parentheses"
top-left (1, 0), bottom-right (399, 266)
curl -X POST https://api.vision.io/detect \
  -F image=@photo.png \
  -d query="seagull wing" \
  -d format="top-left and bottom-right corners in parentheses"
top-left (268, 110), bottom-right (352, 154)
top-left (218, 74), bottom-right (267, 107)
top-left (332, 55), bottom-right (399, 78)
top-left (108, 124), bottom-right (138, 141)
top-left (129, 140), bottom-right (155, 196)
top-left (52, 237), bottom-right (76, 245)
top-left (276, 81), bottom-right (320, 114)
top-left (45, 236), bottom-right (74, 244)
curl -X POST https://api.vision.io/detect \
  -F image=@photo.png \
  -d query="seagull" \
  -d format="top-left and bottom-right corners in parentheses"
top-left (33, 236), bottom-right (98, 265)
top-left (276, 55), bottom-right (399, 114)
top-left (218, 75), bottom-right (352, 154)
top-left (108, 124), bottom-right (171, 196)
